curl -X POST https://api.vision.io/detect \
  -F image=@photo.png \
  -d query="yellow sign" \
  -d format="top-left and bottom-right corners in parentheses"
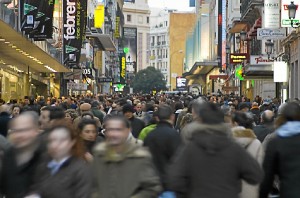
top-left (94, 5), bottom-right (104, 28)
top-left (115, 17), bottom-right (120, 38)
top-left (120, 56), bottom-right (126, 83)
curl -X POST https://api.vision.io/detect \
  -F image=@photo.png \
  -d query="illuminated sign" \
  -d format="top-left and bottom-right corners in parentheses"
top-left (94, 5), bottom-right (104, 28)
top-left (119, 55), bottom-right (126, 84)
top-left (176, 77), bottom-right (187, 90)
top-left (114, 17), bottom-right (120, 38)
top-left (230, 53), bottom-right (248, 64)
top-left (235, 65), bottom-right (244, 81)
top-left (250, 55), bottom-right (274, 65)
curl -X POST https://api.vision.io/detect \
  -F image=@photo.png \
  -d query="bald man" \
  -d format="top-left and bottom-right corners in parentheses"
top-left (253, 110), bottom-right (275, 142)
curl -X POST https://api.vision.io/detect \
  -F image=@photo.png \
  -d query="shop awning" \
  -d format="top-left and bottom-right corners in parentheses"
top-left (183, 61), bottom-right (218, 79)
top-left (86, 33), bottom-right (116, 52)
top-left (244, 64), bottom-right (273, 79)
top-left (229, 22), bottom-right (248, 33)
top-left (0, 19), bottom-right (70, 73)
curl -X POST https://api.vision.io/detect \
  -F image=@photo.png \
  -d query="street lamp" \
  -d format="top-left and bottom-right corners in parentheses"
top-left (240, 31), bottom-right (247, 41)
top-left (265, 39), bottom-right (274, 59)
top-left (288, 1), bottom-right (300, 27)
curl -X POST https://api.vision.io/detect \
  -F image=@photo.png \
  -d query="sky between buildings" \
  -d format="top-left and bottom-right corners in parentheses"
top-left (148, 0), bottom-right (194, 11)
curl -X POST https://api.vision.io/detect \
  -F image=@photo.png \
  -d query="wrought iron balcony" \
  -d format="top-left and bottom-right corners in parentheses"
top-left (240, 0), bottom-right (263, 22)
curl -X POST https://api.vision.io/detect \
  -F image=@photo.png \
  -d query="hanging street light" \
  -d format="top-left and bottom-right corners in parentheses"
top-left (265, 39), bottom-right (274, 59)
top-left (288, 1), bottom-right (300, 27)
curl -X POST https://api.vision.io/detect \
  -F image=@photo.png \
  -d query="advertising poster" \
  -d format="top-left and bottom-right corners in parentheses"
top-left (29, 0), bottom-right (55, 40)
top-left (176, 77), bottom-right (187, 91)
top-left (63, 0), bottom-right (87, 68)
top-left (20, 0), bottom-right (39, 32)
top-left (123, 27), bottom-right (137, 73)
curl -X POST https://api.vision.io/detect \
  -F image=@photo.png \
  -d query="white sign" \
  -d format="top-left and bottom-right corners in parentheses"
top-left (250, 55), bottom-right (274, 65)
top-left (67, 83), bottom-right (88, 90)
top-left (264, 0), bottom-right (280, 28)
top-left (257, 28), bottom-right (286, 40)
top-left (281, 0), bottom-right (300, 27)
top-left (274, 61), bottom-right (288, 82)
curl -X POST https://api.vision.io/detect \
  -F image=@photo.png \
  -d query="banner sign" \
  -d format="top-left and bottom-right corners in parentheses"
top-left (281, 0), bottom-right (300, 27)
top-left (20, 0), bottom-right (39, 32)
top-left (264, 0), bottom-right (280, 28)
top-left (63, 0), bottom-right (87, 68)
top-left (257, 28), bottom-right (286, 40)
top-left (29, 0), bottom-right (55, 40)
top-left (250, 55), bottom-right (274, 65)
top-left (67, 82), bottom-right (87, 90)
top-left (114, 17), bottom-right (120, 38)
top-left (123, 27), bottom-right (137, 73)
top-left (119, 54), bottom-right (126, 84)
top-left (230, 53), bottom-right (248, 64)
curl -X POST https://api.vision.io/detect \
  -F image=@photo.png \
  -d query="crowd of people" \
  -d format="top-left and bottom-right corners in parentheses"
top-left (0, 92), bottom-right (299, 198)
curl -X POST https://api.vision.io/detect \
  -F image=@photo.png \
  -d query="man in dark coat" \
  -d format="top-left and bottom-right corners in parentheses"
top-left (0, 104), bottom-right (11, 137)
top-left (91, 101), bottom-right (105, 124)
top-left (167, 102), bottom-right (263, 198)
top-left (253, 110), bottom-right (274, 142)
top-left (0, 112), bottom-right (43, 198)
top-left (144, 104), bottom-right (181, 189)
top-left (122, 104), bottom-right (145, 138)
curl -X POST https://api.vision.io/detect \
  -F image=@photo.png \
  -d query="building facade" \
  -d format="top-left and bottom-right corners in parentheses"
top-left (123, 0), bottom-right (150, 72)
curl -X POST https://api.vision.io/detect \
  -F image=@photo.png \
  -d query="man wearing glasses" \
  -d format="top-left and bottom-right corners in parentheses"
top-left (0, 112), bottom-right (43, 198)
top-left (92, 115), bottom-right (161, 198)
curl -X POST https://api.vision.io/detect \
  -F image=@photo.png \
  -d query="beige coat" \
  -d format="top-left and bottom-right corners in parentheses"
top-left (232, 126), bottom-right (264, 198)
top-left (92, 142), bottom-right (162, 198)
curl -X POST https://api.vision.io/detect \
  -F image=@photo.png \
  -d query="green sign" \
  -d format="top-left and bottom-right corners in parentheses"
top-left (235, 65), bottom-right (244, 80)
top-left (124, 47), bottom-right (129, 54)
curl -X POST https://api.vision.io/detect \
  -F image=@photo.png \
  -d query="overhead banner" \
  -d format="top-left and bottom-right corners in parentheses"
top-left (119, 54), bottom-right (126, 84)
top-left (281, 0), bottom-right (300, 27)
top-left (20, 0), bottom-right (39, 32)
top-left (263, 0), bottom-right (280, 28)
top-left (63, 0), bottom-right (87, 68)
top-left (123, 27), bottom-right (137, 73)
top-left (29, 0), bottom-right (55, 40)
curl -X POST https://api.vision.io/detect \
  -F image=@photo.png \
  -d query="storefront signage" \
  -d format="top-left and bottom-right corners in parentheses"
top-left (264, 0), bottom-right (280, 28)
top-left (230, 53), bottom-right (248, 64)
top-left (119, 54), bottom-right (126, 84)
top-left (63, 0), bottom-right (87, 68)
top-left (281, 0), bottom-right (300, 27)
top-left (257, 28), bottom-right (286, 40)
top-left (176, 77), bottom-right (187, 90)
top-left (29, 0), bottom-right (55, 40)
top-left (94, 4), bottom-right (104, 28)
top-left (235, 65), bottom-right (244, 81)
top-left (274, 62), bottom-right (288, 82)
top-left (250, 55), bottom-right (274, 65)
top-left (67, 82), bottom-right (87, 90)
top-left (20, 0), bottom-right (39, 32)
top-left (115, 17), bottom-right (120, 38)
top-left (98, 77), bottom-right (113, 83)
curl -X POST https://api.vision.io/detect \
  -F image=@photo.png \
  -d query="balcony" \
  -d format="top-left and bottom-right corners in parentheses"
top-left (162, 41), bottom-right (166, 45)
top-left (240, 0), bottom-right (263, 23)
top-left (157, 42), bottom-right (161, 46)
top-left (158, 55), bottom-right (162, 59)
top-left (151, 43), bottom-right (154, 47)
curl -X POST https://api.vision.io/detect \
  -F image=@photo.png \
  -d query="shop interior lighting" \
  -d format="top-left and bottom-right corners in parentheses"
top-left (0, 38), bottom-right (5, 42)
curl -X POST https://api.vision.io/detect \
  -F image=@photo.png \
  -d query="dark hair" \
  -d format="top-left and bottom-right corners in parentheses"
top-left (48, 121), bottom-right (85, 159)
top-left (91, 101), bottom-right (99, 108)
top-left (232, 111), bottom-right (253, 129)
top-left (103, 115), bottom-right (131, 129)
top-left (195, 102), bottom-right (224, 124)
top-left (175, 102), bottom-right (184, 111)
top-left (81, 112), bottom-right (94, 119)
top-left (276, 102), bottom-right (300, 128)
top-left (41, 106), bottom-right (65, 120)
top-left (78, 118), bottom-right (97, 132)
top-left (157, 104), bottom-right (173, 121)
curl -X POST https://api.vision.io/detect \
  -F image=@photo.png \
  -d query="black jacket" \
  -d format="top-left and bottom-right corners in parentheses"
top-left (144, 121), bottom-right (181, 189)
top-left (0, 112), bottom-right (10, 137)
top-left (253, 123), bottom-right (274, 142)
top-left (260, 134), bottom-right (300, 198)
top-left (129, 117), bottom-right (145, 138)
top-left (167, 124), bottom-right (263, 198)
top-left (0, 145), bottom-right (43, 198)
top-left (31, 156), bottom-right (92, 198)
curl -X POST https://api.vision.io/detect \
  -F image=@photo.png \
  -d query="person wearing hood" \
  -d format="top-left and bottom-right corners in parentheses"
top-left (167, 102), bottom-right (263, 198)
top-left (92, 115), bottom-right (162, 198)
top-left (231, 111), bottom-right (264, 198)
top-left (260, 102), bottom-right (300, 198)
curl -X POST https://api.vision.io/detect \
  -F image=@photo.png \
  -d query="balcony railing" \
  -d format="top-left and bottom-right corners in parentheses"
top-left (240, 0), bottom-right (263, 20)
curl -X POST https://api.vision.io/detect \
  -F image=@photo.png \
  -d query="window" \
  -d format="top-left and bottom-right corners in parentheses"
top-left (147, 17), bottom-right (150, 24)
top-left (165, 21), bottom-right (168, 27)
top-left (127, 15), bottom-right (131, 22)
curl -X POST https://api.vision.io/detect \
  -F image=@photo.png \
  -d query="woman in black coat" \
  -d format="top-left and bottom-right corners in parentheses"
top-left (28, 121), bottom-right (92, 198)
top-left (260, 102), bottom-right (300, 198)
